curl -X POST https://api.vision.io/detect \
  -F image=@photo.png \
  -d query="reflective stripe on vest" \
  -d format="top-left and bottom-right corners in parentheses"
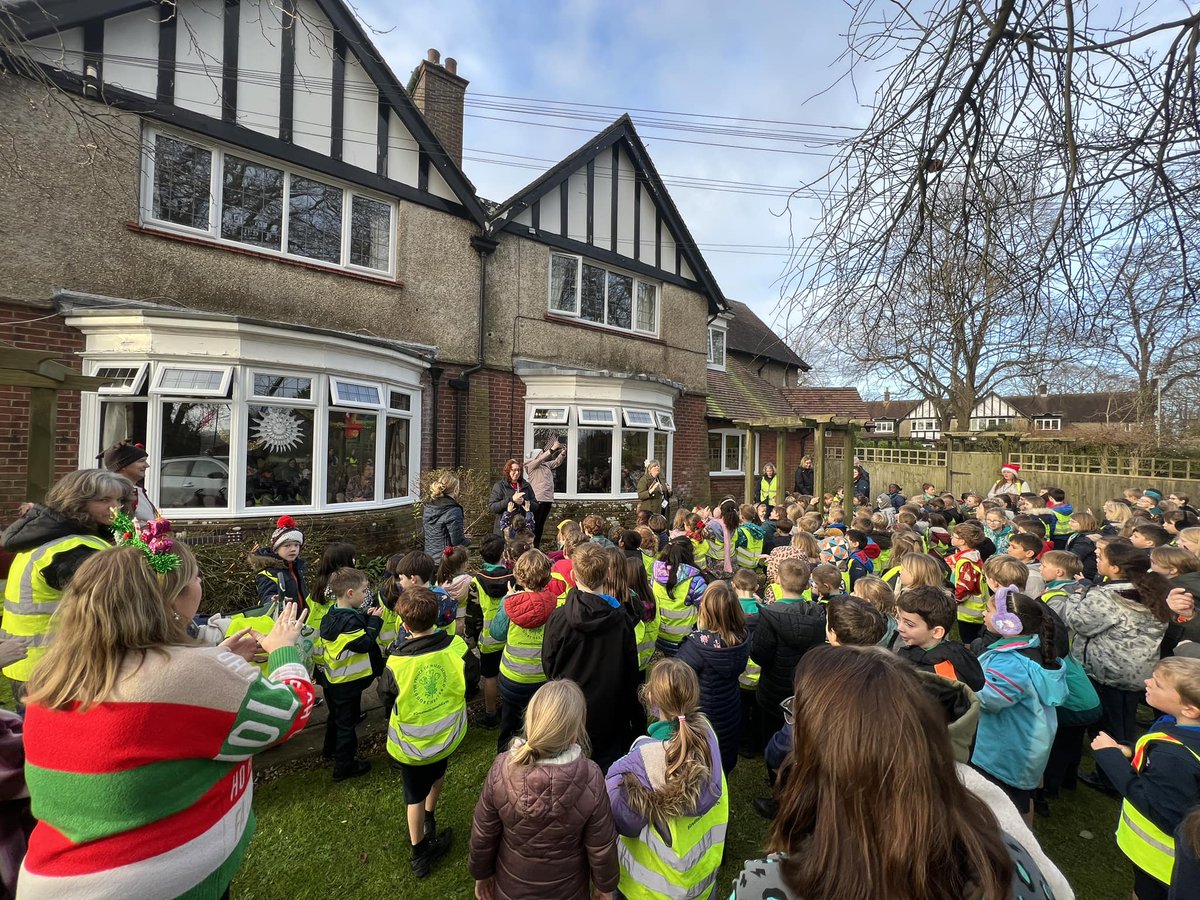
top-left (634, 615), bottom-right (659, 671)
top-left (690, 539), bottom-right (709, 569)
top-left (738, 657), bottom-right (761, 690)
top-left (953, 558), bottom-right (987, 622)
top-left (653, 578), bottom-right (698, 643)
top-left (324, 629), bottom-right (373, 683)
top-left (1, 533), bottom-right (110, 681)
top-left (376, 607), bottom-right (399, 651)
top-left (499, 622), bottom-right (547, 684)
top-left (474, 578), bottom-right (506, 653)
top-left (734, 526), bottom-right (763, 569)
top-left (617, 771), bottom-right (728, 900)
top-left (881, 565), bottom-right (901, 589)
top-left (385, 635), bottom-right (468, 765)
top-left (1115, 732), bottom-right (1200, 884)
top-left (760, 476), bottom-right (777, 505)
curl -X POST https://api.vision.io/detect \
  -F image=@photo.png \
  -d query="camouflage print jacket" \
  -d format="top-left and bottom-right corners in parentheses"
top-left (1055, 581), bottom-right (1167, 691)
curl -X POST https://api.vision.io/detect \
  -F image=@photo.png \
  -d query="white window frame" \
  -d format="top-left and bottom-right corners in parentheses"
top-left (529, 405), bottom-right (570, 426)
top-left (330, 377), bottom-right (384, 410)
top-left (140, 128), bottom-right (397, 278)
top-left (707, 325), bottom-right (727, 370)
top-left (545, 252), bottom-right (660, 337)
top-left (912, 419), bottom-right (938, 432)
top-left (578, 406), bottom-right (617, 426)
top-left (151, 364), bottom-right (233, 397)
top-left (622, 407), bottom-right (655, 428)
top-left (655, 411), bottom-right (676, 432)
top-left (709, 428), bottom-right (745, 476)
top-left (1034, 417), bottom-right (1062, 431)
top-left (249, 370), bottom-right (316, 403)
top-left (872, 419), bottom-right (895, 434)
top-left (95, 363), bottom-right (149, 395)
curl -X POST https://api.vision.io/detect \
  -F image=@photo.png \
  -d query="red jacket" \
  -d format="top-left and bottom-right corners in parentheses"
top-left (506, 584), bottom-right (561, 630)
top-left (945, 548), bottom-right (984, 602)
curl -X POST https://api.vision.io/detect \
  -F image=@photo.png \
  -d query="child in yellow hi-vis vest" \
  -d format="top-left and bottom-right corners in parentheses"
top-left (317, 567), bottom-right (382, 782)
top-left (1092, 657), bottom-right (1200, 900)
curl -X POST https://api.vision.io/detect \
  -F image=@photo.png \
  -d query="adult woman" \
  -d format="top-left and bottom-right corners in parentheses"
top-left (0, 469), bottom-right (131, 707)
top-left (524, 437), bottom-right (567, 548)
top-left (423, 472), bottom-right (469, 557)
top-left (17, 541), bottom-right (312, 898)
top-left (100, 440), bottom-right (157, 521)
top-left (793, 455), bottom-right (814, 496)
top-left (635, 459), bottom-right (671, 517)
top-left (488, 459), bottom-right (537, 534)
top-left (756, 463), bottom-right (780, 511)
top-left (732, 646), bottom-right (1072, 900)
top-left (852, 462), bottom-right (870, 501)
top-left (989, 463), bottom-right (1031, 498)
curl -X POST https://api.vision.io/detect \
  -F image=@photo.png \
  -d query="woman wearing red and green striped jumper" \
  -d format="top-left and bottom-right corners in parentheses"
top-left (18, 541), bottom-right (315, 899)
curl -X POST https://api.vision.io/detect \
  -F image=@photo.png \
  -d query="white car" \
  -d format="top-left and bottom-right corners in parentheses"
top-left (158, 456), bottom-right (229, 508)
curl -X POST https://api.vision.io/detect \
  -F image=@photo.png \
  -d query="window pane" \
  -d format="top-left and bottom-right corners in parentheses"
top-left (385, 416), bottom-right (410, 499)
top-left (533, 427), bottom-right (568, 495)
top-left (221, 155), bottom-right (284, 250)
top-left (636, 283), bottom-right (656, 332)
top-left (350, 195), bottom-right (391, 270)
top-left (158, 367), bottom-right (225, 392)
top-left (549, 255), bottom-right (578, 312)
top-left (253, 374), bottom-right (311, 400)
top-left (158, 402), bottom-right (231, 508)
top-left (581, 264), bottom-right (605, 324)
top-left (333, 381), bottom-right (381, 405)
top-left (95, 366), bottom-right (146, 391)
top-left (246, 405), bottom-right (314, 506)
top-left (725, 434), bottom-right (742, 471)
top-left (708, 433), bottom-right (722, 472)
top-left (606, 272), bottom-right (632, 330)
top-left (531, 406), bottom-right (568, 424)
top-left (709, 329), bottom-right (725, 365)
top-left (152, 135), bottom-right (212, 230)
top-left (576, 428), bottom-right (612, 494)
top-left (99, 400), bottom-right (148, 459)
top-left (389, 391), bottom-right (412, 412)
top-left (620, 430), bottom-right (648, 493)
top-left (327, 412), bottom-right (377, 503)
top-left (288, 175), bottom-right (343, 263)
top-left (654, 432), bottom-right (668, 472)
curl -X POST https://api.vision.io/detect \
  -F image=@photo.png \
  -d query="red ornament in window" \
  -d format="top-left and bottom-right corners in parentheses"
top-left (344, 413), bottom-right (363, 441)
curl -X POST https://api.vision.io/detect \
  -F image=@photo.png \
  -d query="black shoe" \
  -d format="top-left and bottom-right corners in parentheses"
top-left (411, 828), bottom-right (454, 878)
top-left (753, 797), bottom-right (778, 820)
top-left (1078, 770), bottom-right (1118, 797)
top-left (332, 759), bottom-right (371, 782)
top-left (475, 710), bottom-right (500, 730)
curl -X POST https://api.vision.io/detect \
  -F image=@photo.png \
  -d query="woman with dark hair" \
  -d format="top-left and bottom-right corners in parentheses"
top-left (488, 459), bottom-right (537, 534)
top-left (731, 645), bottom-right (1071, 900)
top-left (99, 440), bottom-right (157, 521)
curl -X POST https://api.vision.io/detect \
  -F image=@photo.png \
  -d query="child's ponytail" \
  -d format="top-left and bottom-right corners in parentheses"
top-left (435, 545), bottom-right (468, 585)
top-left (1102, 540), bottom-right (1172, 622)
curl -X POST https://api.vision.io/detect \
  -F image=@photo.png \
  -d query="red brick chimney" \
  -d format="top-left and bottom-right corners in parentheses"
top-left (411, 48), bottom-right (468, 168)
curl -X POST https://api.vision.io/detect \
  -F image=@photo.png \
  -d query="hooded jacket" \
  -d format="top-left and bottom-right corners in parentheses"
top-left (676, 631), bottom-right (752, 773)
top-left (490, 583), bottom-right (562, 643)
top-left (752, 600), bottom-right (828, 713)
top-left (1064, 531), bottom-right (1098, 581)
top-left (1059, 581), bottom-right (1168, 690)
top-left (0, 505), bottom-right (108, 592)
top-left (248, 549), bottom-right (309, 614)
top-left (897, 639), bottom-right (985, 692)
top-left (542, 587), bottom-right (641, 771)
top-left (422, 495), bottom-right (467, 558)
top-left (971, 636), bottom-right (1068, 790)
top-left (468, 744), bottom-right (618, 900)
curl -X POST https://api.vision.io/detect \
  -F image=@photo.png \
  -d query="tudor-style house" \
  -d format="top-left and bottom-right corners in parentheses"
top-left (0, 0), bottom-right (762, 542)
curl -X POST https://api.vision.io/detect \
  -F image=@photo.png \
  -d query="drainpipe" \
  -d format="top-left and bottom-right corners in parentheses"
top-left (449, 234), bottom-right (499, 468)
top-left (427, 365), bottom-right (443, 467)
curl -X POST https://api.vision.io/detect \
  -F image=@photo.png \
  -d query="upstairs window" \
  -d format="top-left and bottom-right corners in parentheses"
top-left (547, 253), bottom-right (658, 336)
top-left (707, 326), bottom-right (727, 369)
top-left (1034, 417), bottom-right (1062, 431)
top-left (872, 419), bottom-right (895, 434)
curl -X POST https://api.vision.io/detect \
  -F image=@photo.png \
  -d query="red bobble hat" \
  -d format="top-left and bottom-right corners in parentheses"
top-left (271, 515), bottom-right (304, 550)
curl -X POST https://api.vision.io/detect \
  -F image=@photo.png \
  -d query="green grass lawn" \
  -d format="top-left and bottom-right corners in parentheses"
top-left (234, 729), bottom-right (1131, 900)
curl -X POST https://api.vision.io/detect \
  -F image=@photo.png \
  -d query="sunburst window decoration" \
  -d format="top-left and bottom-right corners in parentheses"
top-left (253, 407), bottom-right (305, 452)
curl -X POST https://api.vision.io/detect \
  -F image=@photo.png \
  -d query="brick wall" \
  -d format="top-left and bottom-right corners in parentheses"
top-left (672, 392), bottom-right (709, 507)
top-left (485, 369), bottom-right (526, 473)
top-left (0, 302), bottom-right (84, 516)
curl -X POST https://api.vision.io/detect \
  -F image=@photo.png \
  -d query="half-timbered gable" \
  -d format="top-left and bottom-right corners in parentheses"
top-left (967, 392), bottom-right (1020, 431)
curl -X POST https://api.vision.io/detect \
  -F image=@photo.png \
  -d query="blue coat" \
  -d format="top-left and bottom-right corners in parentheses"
top-left (676, 630), bottom-right (752, 774)
top-left (971, 636), bottom-right (1067, 790)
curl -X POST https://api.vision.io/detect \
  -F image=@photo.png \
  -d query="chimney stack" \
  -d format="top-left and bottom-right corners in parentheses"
top-left (1038, 383), bottom-right (1048, 397)
top-left (411, 47), bottom-right (468, 169)
top-left (883, 389), bottom-right (891, 403)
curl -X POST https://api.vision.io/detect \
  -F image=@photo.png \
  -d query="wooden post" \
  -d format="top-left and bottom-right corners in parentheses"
top-left (743, 428), bottom-right (756, 504)
top-left (813, 423), bottom-right (827, 503)
top-left (775, 429), bottom-right (787, 501)
top-left (945, 435), bottom-right (955, 496)
top-left (842, 426), bottom-right (857, 504)
top-left (27, 388), bottom-right (57, 504)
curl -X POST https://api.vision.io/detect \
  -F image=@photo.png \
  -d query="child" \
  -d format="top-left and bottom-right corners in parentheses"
top-left (896, 551), bottom-right (946, 592)
top-left (1132, 523), bottom-right (1173, 550)
top-left (1007, 532), bottom-right (1047, 597)
top-left (735, 504), bottom-right (766, 571)
top-left (1040, 549), bottom-right (1086, 599)
top-left (1065, 511), bottom-right (1100, 581)
top-left (306, 541), bottom-right (356, 659)
top-left (1092, 657), bottom-right (1200, 900)
top-left (1151, 545), bottom-right (1200, 579)
top-left (548, 519), bottom-right (578, 563)
top-left (490, 549), bottom-right (564, 753)
top-left (472, 535), bottom-right (514, 730)
top-left (1014, 512), bottom-right (1055, 558)
top-left (378, 553), bottom-right (405, 656)
top-left (651, 538), bottom-right (706, 655)
top-left (844, 529), bottom-right (876, 588)
top-left (436, 546), bottom-right (474, 637)
top-left (945, 522), bottom-right (987, 644)
top-left (1179, 526), bottom-right (1200, 557)
top-left (810, 563), bottom-right (849, 603)
top-left (670, 507), bottom-right (689, 539)
top-left (606, 659), bottom-right (728, 898)
top-left (393, 551), bottom-right (457, 634)
top-left (683, 512), bottom-right (710, 570)
top-left (984, 509), bottom-right (1014, 556)
top-left (378, 586), bottom-right (470, 877)
top-left (880, 533), bottom-right (922, 588)
top-left (852, 574), bottom-right (899, 649)
top-left (550, 526), bottom-right (582, 599)
top-left (582, 514), bottom-right (615, 549)
top-left (648, 513), bottom-right (670, 554)
top-left (926, 513), bottom-right (952, 557)
top-left (894, 585), bottom-right (984, 690)
top-left (773, 558), bottom-right (812, 604)
top-left (468, 680), bottom-right (619, 900)
top-left (634, 526), bottom-right (659, 580)
top-left (732, 567), bottom-right (763, 622)
top-left (971, 588), bottom-right (1067, 824)
top-left (250, 515), bottom-right (309, 616)
top-left (678, 581), bottom-right (752, 774)
top-left (705, 500), bottom-right (739, 577)
top-left (825, 595), bottom-right (887, 646)
top-left (318, 567), bottom-right (382, 782)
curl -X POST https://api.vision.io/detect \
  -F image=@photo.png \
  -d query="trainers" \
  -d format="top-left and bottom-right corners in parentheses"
top-left (476, 710), bottom-right (501, 730)
top-left (332, 759), bottom-right (371, 782)
top-left (411, 828), bottom-right (454, 878)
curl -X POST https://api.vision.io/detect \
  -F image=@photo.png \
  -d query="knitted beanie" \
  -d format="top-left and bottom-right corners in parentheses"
top-left (99, 440), bottom-right (148, 472)
top-left (271, 515), bottom-right (304, 550)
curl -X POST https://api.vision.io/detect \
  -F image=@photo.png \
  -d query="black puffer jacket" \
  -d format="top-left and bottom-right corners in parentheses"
top-left (423, 495), bottom-right (468, 557)
top-left (488, 477), bottom-right (538, 533)
top-left (752, 600), bottom-right (828, 713)
top-left (0, 505), bottom-right (109, 590)
top-left (676, 631), bottom-right (752, 773)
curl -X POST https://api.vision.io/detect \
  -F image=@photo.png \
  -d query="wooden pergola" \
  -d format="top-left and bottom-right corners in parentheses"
top-left (0, 342), bottom-right (113, 503)
top-left (730, 413), bottom-right (873, 505)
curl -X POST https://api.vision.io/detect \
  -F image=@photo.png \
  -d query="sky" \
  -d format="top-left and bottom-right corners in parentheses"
top-left (352, 0), bottom-right (881, 337)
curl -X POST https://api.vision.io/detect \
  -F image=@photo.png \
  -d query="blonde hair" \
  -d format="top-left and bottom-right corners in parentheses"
top-left (1151, 546), bottom-right (1200, 576)
top-left (636, 525), bottom-right (660, 555)
top-left (1155, 657), bottom-right (1200, 709)
top-left (851, 574), bottom-right (896, 616)
top-left (509, 679), bottom-right (590, 764)
top-left (1103, 500), bottom-right (1132, 526)
top-left (697, 581), bottom-right (747, 645)
top-left (1178, 527), bottom-right (1200, 553)
top-left (982, 555), bottom-right (1029, 591)
top-left (26, 545), bottom-right (195, 711)
top-left (1070, 511), bottom-right (1099, 533)
top-left (898, 553), bottom-right (944, 588)
top-left (46, 468), bottom-right (134, 528)
top-left (514, 548), bottom-right (553, 590)
top-left (789, 531), bottom-right (820, 559)
top-left (428, 473), bottom-right (460, 500)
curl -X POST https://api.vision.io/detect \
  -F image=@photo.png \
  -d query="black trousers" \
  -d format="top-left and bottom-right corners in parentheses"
top-left (532, 499), bottom-right (553, 548)
top-left (1092, 681), bottom-right (1143, 744)
top-left (957, 620), bottom-right (984, 645)
top-left (323, 683), bottom-right (365, 772)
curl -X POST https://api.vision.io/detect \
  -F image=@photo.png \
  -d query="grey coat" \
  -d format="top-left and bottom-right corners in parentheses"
top-left (1054, 581), bottom-right (1167, 691)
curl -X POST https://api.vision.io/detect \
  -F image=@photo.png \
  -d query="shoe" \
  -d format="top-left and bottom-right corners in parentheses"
top-left (411, 828), bottom-right (454, 878)
top-left (332, 760), bottom-right (371, 782)
top-left (476, 710), bottom-right (500, 730)
top-left (752, 797), bottom-right (778, 820)
top-left (1078, 770), bottom-right (1118, 797)
top-left (1033, 794), bottom-right (1051, 818)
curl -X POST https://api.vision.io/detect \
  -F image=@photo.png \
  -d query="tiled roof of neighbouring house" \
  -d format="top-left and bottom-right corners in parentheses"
top-left (1003, 391), bottom-right (1142, 424)
top-left (706, 356), bottom-right (797, 421)
top-left (863, 398), bottom-right (922, 421)
top-left (725, 300), bottom-right (809, 370)
top-left (782, 387), bottom-right (870, 419)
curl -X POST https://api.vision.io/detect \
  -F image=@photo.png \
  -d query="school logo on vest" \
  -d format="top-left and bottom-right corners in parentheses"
top-left (414, 662), bottom-right (447, 705)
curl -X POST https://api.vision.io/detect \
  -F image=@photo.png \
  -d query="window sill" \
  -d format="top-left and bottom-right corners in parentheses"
top-left (709, 471), bottom-right (745, 478)
top-left (128, 223), bottom-right (405, 289)
top-left (544, 312), bottom-right (664, 345)
top-left (159, 496), bottom-right (417, 519)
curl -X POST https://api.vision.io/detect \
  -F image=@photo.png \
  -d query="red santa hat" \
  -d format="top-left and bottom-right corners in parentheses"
top-left (1000, 463), bottom-right (1021, 476)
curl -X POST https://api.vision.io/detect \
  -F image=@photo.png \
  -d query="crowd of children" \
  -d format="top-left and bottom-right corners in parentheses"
top-left (242, 475), bottom-right (1200, 898)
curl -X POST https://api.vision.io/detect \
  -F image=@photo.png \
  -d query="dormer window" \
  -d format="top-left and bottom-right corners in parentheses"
top-left (1034, 417), bottom-right (1062, 431)
top-left (707, 325), bottom-right (726, 370)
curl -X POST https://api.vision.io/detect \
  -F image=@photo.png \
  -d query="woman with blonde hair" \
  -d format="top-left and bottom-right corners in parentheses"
top-left (18, 538), bottom-right (312, 899)
top-left (423, 471), bottom-right (468, 557)
top-left (469, 679), bottom-right (618, 900)
top-left (607, 658), bottom-right (728, 899)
